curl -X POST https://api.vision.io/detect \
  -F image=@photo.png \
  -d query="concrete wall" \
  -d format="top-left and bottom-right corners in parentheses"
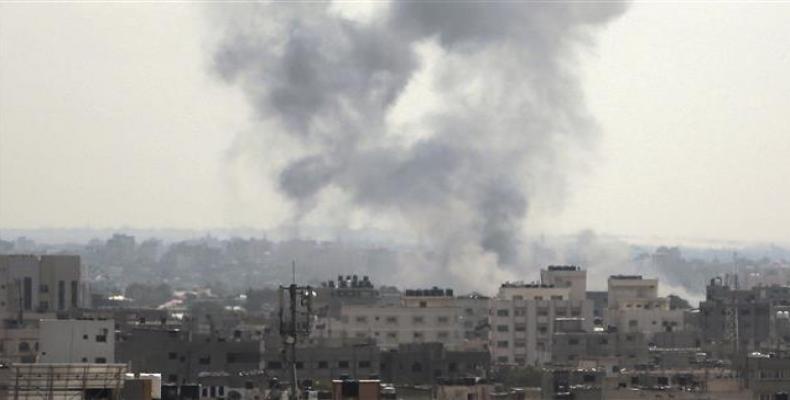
top-left (39, 319), bottom-right (114, 363)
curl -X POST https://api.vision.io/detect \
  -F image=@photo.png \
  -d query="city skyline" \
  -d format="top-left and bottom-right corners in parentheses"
top-left (1, 2), bottom-right (789, 245)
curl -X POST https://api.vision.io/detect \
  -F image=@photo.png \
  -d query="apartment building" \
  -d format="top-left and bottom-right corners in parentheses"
top-left (312, 288), bottom-right (464, 350)
top-left (489, 280), bottom-right (594, 366)
top-left (0, 255), bottom-right (89, 322)
top-left (540, 265), bottom-right (587, 301)
top-left (116, 328), bottom-right (264, 384)
top-left (604, 275), bottom-right (686, 335)
top-left (0, 318), bottom-right (114, 364)
top-left (38, 319), bottom-right (114, 363)
top-left (699, 276), bottom-right (790, 357)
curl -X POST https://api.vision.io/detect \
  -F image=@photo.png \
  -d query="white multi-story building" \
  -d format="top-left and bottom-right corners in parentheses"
top-left (0, 255), bottom-right (89, 322)
top-left (38, 319), bottom-right (115, 363)
top-left (0, 319), bottom-right (114, 364)
top-left (312, 288), bottom-right (467, 350)
top-left (490, 274), bottom-right (595, 366)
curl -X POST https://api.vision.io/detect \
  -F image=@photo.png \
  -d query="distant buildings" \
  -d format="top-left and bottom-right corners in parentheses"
top-left (700, 275), bottom-right (790, 358)
top-left (2, 249), bottom-right (790, 399)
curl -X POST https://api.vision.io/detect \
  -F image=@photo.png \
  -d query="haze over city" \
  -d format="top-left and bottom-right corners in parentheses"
top-left (1, 2), bottom-right (788, 247)
top-left (2, 2), bottom-right (790, 399)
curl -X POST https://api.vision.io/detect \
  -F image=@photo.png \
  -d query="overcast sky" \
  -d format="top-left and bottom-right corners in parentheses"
top-left (1, 2), bottom-right (788, 245)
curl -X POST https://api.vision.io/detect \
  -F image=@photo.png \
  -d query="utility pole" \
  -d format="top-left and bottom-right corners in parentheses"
top-left (278, 262), bottom-right (314, 400)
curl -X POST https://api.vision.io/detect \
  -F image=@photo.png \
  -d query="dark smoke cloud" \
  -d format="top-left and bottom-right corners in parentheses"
top-left (211, 1), bottom-right (628, 292)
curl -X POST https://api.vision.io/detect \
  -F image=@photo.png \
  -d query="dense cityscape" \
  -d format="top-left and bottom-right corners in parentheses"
top-left (3, 1), bottom-right (790, 400)
top-left (1, 234), bottom-right (789, 399)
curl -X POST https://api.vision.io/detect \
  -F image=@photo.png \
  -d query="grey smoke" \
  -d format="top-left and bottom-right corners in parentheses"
top-left (211, 2), bottom-right (628, 292)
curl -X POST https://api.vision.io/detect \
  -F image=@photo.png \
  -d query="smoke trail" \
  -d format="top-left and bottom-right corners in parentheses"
top-left (211, 2), bottom-right (628, 292)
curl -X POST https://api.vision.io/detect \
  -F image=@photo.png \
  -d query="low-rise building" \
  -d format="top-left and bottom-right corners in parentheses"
top-left (116, 328), bottom-right (264, 385)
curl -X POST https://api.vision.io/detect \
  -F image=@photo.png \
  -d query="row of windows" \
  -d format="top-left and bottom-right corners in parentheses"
top-left (495, 340), bottom-right (527, 348)
top-left (17, 278), bottom-right (79, 311)
top-left (341, 331), bottom-right (454, 340)
top-left (350, 315), bottom-right (453, 324)
top-left (495, 323), bottom-right (529, 332)
top-left (167, 352), bottom-right (257, 364)
top-left (267, 360), bottom-right (373, 370)
top-left (509, 295), bottom-right (565, 301)
top-left (495, 307), bottom-right (582, 317)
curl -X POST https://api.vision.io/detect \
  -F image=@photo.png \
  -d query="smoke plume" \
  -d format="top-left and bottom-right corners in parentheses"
top-left (211, 2), bottom-right (628, 292)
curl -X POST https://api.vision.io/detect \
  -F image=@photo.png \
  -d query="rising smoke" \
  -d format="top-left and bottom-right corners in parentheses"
top-left (211, 2), bottom-right (628, 292)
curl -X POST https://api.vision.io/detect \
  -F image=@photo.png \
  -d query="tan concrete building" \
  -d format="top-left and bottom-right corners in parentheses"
top-left (489, 280), bottom-right (594, 366)
top-left (540, 265), bottom-right (587, 301)
top-left (311, 289), bottom-right (465, 350)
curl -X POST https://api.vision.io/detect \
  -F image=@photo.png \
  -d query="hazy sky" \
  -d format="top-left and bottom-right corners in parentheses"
top-left (1, 2), bottom-right (788, 245)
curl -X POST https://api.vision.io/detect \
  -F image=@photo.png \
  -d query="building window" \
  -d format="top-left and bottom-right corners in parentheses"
top-left (267, 361), bottom-right (282, 369)
top-left (496, 356), bottom-right (509, 363)
top-left (96, 329), bottom-right (108, 343)
top-left (295, 362), bottom-right (304, 370)
top-left (95, 357), bottom-right (107, 364)
top-left (338, 361), bottom-right (350, 368)
top-left (413, 332), bottom-right (424, 339)
top-left (551, 295), bottom-right (564, 300)
top-left (419, 301), bottom-right (427, 308)
top-left (497, 325), bottom-right (509, 332)
top-left (386, 332), bottom-right (398, 339)
top-left (537, 309), bottom-right (549, 317)
top-left (437, 316), bottom-right (449, 324)
top-left (412, 316), bottom-right (424, 324)
top-left (568, 338), bottom-right (579, 345)
top-left (514, 340), bottom-right (526, 348)
top-left (199, 356), bottom-right (211, 365)
top-left (386, 316), bottom-right (398, 324)
top-left (168, 352), bottom-right (177, 360)
top-left (359, 361), bottom-right (371, 368)
top-left (437, 331), bottom-right (449, 339)
top-left (168, 375), bottom-right (178, 383)
top-left (71, 281), bottom-right (78, 307)
top-left (355, 316), bottom-right (368, 323)
top-left (496, 309), bottom-right (509, 317)
top-left (411, 362), bottom-right (422, 372)
top-left (23, 277), bottom-right (32, 311)
top-left (318, 361), bottom-right (329, 369)
top-left (497, 340), bottom-right (509, 348)
top-left (514, 308), bottom-right (526, 316)
top-left (40, 284), bottom-right (49, 293)
top-left (18, 342), bottom-right (30, 352)
top-left (514, 323), bottom-right (526, 332)
top-left (58, 280), bottom-right (65, 310)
